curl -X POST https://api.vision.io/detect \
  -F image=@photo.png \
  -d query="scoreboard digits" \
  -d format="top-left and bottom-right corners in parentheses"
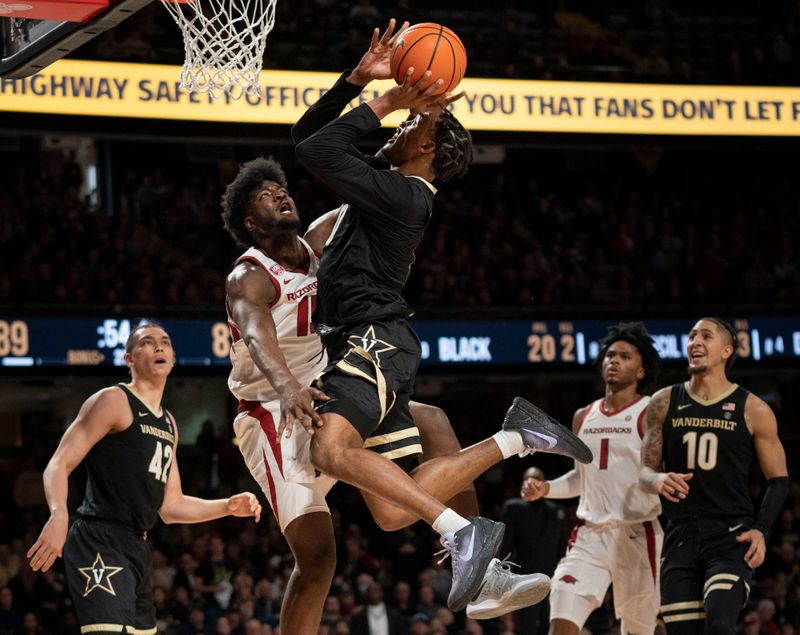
top-left (1, 315), bottom-right (798, 368)
top-left (0, 320), bottom-right (29, 357)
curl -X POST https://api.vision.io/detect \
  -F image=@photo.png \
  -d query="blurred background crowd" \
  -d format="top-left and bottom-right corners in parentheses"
top-left (1, 138), bottom-right (798, 313)
top-left (1, 421), bottom-right (799, 635)
top-left (79, 0), bottom-right (800, 85)
top-left (1, 1), bottom-right (799, 634)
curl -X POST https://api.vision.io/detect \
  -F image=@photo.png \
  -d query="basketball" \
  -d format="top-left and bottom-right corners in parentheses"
top-left (390, 23), bottom-right (467, 96)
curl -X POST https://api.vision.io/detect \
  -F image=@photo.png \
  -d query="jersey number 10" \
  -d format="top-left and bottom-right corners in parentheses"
top-left (682, 431), bottom-right (718, 470)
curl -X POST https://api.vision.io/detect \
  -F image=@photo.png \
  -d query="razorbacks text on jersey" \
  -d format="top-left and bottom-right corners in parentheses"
top-left (662, 382), bottom-right (754, 520)
top-left (576, 396), bottom-right (661, 524)
top-left (76, 384), bottom-right (175, 531)
top-left (226, 241), bottom-right (327, 402)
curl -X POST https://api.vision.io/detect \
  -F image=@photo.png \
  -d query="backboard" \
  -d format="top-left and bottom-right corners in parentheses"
top-left (0, 0), bottom-right (152, 79)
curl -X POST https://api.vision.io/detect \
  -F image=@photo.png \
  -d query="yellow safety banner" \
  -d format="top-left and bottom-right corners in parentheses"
top-left (3, 59), bottom-right (800, 135)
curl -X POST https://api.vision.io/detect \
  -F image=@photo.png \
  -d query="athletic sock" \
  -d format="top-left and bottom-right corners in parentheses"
top-left (492, 430), bottom-right (525, 459)
top-left (432, 508), bottom-right (470, 536)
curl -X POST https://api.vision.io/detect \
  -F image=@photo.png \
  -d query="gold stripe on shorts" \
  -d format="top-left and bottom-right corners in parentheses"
top-left (336, 345), bottom-right (391, 422)
top-left (364, 426), bottom-right (421, 448)
top-left (80, 625), bottom-right (124, 633)
top-left (127, 628), bottom-right (157, 635)
top-left (379, 444), bottom-right (423, 461)
top-left (662, 612), bottom-right (706, 623)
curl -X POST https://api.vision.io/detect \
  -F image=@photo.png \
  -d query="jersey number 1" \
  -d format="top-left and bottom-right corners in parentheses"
top-left (148, 441), bottom-right (174, 483)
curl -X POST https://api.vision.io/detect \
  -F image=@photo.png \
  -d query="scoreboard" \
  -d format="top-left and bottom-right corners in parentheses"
top-left (1, 315), bottom-right (798, 368)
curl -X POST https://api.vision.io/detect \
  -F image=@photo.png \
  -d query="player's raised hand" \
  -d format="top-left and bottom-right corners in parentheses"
top-left (277, 384), bottom-right (329, 439)
top-left (384, 69), bottom-right (445, 111)
top-left (655, 471), bottom-right (693, 502)
top-left (736, 529), bottom-right (767, 569)
top-left (349, 18), bottom-right (410, 85)
top-left (226, 492), bottom-right (262, 523)
top-left (411, 90), bottom-right (467, 118)
top-left (27, 511), bottom-right (69, 573)
top-left (522, 478), bottom-right (549, 501)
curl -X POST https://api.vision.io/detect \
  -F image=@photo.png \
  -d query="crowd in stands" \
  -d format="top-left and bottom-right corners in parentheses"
top-left (1, 138), bottom-right (798, 313)
top-left (0, 418), bottom-right (798, 635)
top-left (75, 0), bottom-right (800, 85)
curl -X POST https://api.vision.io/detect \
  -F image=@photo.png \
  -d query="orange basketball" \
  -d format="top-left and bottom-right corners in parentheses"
top-left (390, 23), bottom-right (467, 96)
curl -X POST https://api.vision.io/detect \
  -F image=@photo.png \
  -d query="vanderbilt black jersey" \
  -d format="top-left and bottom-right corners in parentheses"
top-left (292, 73), bottom-right (434, 330)
top-left (662, 382), bottom-right (754, 521)
top-left (77, 384), bottom-right (175, 531)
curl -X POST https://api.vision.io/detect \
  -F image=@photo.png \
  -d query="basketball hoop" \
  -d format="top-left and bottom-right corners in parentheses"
top-left (158, 0), bottom-right (277, 99)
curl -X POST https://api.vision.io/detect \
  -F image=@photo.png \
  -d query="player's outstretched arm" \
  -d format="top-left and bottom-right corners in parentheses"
top-left (158, 432), bottom-right (261, 525)
top-left (226, 263), bottom-right (328, 439)
top-left (736, 394), bottom-right (789, 568)
top-left (639, 387), bottom-right (693, 501)
top-left (348, 18), bottom-right (409, 86)
top-left (27, 388), bottom-right (126, 572)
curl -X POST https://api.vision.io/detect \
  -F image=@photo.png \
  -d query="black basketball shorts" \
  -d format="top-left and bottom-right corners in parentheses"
top-left (63, 518), bottom-right (156, 634)
top-left (660, 516), bottom-right (754, 624)
top-left (315, 319), bottom-right (422, 464)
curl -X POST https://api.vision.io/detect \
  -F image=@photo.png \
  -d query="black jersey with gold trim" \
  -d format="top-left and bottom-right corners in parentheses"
top-left (76, 384), bottom-right (175, 531)
top-left (662, 382), bottom-right (754, 521)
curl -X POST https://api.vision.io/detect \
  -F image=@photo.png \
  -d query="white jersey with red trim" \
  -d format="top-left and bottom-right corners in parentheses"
top-left (226, 241), bottom-right (327, 402)
top-left (575, 396), bottom-right (661, 524)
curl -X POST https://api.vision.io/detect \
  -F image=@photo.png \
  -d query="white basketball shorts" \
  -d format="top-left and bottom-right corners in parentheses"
top-left (234, 399), bottom-right (336, 533)
top-left (550, 520), bottom-right (663, 633)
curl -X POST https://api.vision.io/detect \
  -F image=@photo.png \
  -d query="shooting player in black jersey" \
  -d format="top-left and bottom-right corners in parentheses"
top-left (292, 19), bottom-right (592, 613)
top-left (639, 317), bottom-right (789, 635)
top-left (27, 322), bottom-right (261, 635)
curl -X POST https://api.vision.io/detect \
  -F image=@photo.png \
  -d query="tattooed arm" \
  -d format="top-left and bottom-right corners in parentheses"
top-left (639, 387), bottom-right (693, 502)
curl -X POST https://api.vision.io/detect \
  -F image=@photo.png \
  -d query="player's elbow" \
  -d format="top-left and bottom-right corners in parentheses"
top-left (295, 137), bottom-right (336, 173)
top-left (158, 499), bottom-right (179, 524)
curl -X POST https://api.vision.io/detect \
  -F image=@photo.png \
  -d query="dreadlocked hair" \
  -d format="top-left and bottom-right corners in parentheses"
top-left (596, 321), bottom-right (661, 394)
top-left (700, 317), bottom-right (739, 371)
top-left (221, 157), bottom-right (288, 247)
top-left (432, 110), bottom-right (473, 182)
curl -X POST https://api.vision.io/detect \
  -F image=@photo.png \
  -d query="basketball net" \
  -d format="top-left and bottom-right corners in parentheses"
top-left (159, 0), bottom-right (276, 99)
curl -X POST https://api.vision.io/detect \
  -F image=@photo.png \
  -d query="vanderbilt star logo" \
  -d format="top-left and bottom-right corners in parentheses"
top-left (78, 553), bottom-right (123, 597)
top-left (347, 326), bottom-right (396, 364)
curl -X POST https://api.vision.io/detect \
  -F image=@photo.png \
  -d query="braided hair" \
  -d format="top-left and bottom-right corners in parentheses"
top-left (221, 157), bottom-right (288, 247)
top-left (596, 321), bottom-right (661, 394)
top-left (432, 110), bottom-right (473, 182)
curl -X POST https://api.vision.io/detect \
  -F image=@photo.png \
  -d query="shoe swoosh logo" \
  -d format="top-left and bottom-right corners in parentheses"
top-left (729, 523), bottom-right (743, 532)
top-left (677, 404), bottom-right (692, 410)
top-left (528, 431), bottom-right (557, 449)
top-left (460, 526), bottom-right (477, 560)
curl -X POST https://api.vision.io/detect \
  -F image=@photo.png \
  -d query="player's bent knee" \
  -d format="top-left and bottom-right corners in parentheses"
top-left (411, 402), bottom-right (460, 458)
top-left (372, 508), bottom-right (412, 532)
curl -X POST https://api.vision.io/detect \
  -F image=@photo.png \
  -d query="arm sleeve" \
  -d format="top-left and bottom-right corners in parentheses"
top-left (546, 469), bottom-right (581, 499)
top-left (295, 104), bottom-right (427, 226)
top-left (755, 476), bottom-right (790, 537)
top-left (291, 71), bottom-right (372, 167)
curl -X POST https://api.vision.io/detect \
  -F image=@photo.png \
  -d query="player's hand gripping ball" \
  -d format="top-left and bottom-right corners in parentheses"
top-left (390, 22), bottom-right (467, 96)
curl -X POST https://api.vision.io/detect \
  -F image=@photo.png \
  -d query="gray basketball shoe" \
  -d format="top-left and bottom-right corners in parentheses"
top-left (438, 517), bottom-right (505, 612)
top-left (503, 397), bottom-right (593, 464)
top-left (467, 558), bottom-right (551, 619)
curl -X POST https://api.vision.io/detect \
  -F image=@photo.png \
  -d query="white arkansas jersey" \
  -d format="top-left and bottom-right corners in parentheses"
top-left (226, 241), bottom-right (327, 402)
top-left (575, 396), bottom-right (661, 525)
